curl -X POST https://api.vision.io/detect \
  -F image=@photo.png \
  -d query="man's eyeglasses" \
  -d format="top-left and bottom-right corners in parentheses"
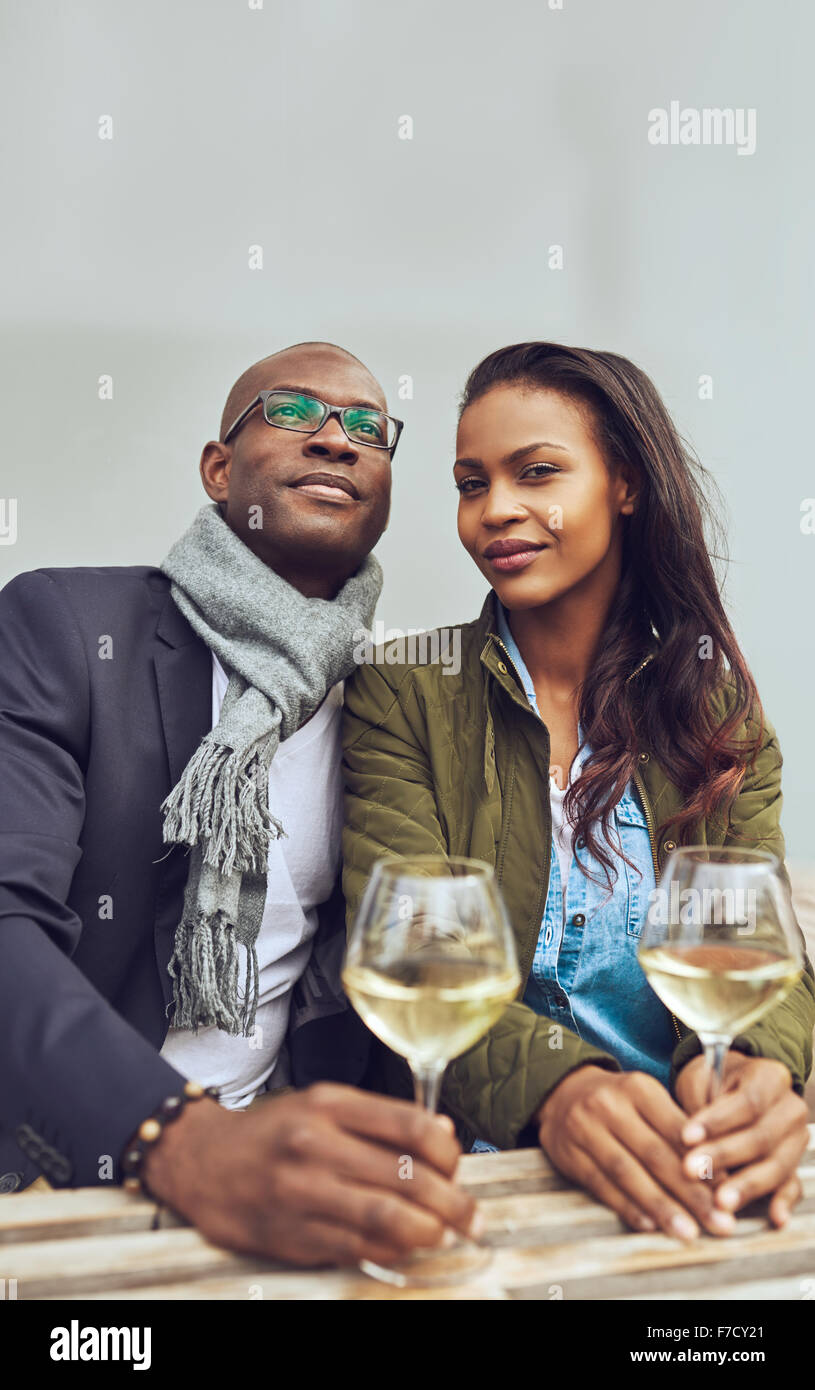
top-left (222, 389), bottom-right (404, 456)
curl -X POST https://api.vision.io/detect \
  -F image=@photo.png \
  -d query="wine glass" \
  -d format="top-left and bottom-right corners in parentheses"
top-left (342, 854), bottom-right (520, 1288)
top-left (638, 846), bottom-right (804, 1104)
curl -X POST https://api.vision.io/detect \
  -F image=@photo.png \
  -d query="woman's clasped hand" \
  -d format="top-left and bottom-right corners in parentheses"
top-left (536, 1054), bottom-right (809, 1240)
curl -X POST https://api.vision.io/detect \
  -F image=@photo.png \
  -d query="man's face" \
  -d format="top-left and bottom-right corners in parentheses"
top-left (202, 346), bottom-right (392, 589)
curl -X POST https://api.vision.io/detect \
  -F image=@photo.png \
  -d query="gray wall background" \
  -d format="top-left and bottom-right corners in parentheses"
top-left (1, 1), bottom-right (812, 856)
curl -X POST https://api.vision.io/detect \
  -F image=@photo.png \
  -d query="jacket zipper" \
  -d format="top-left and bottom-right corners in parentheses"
top-left (489, 630), bottom-right (683, 1045)
top-left (633, 765), bottom-right (683, 1044)
top-left (490, 634), bottom-right (529, 708)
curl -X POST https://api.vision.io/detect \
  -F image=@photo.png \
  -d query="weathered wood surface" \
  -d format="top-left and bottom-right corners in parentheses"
top-left (2, 1127), bottom-right (814, 1300)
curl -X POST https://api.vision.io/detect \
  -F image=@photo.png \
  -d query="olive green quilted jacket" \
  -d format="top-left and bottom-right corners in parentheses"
top-left (341, 589), bottom-right (815, 1149)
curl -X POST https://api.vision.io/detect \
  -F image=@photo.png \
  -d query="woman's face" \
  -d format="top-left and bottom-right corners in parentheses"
top-left (454, 384), bottom-right (636, 611)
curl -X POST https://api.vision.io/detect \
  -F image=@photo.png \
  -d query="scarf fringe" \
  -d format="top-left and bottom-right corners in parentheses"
top-left (157, 506), bottom-right (383, 1041)
top-left (166, 910), bottom-right (260, 1036)
top-left (161, 739), bottom-right (285, 876)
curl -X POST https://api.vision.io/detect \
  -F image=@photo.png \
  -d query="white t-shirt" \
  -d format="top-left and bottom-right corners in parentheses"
top-left (159, 654), bottom-right (345, 1108)
top-left (549, 744), bottom-right (588, 910)
top-left (549, 776), bottom-right (574, 899)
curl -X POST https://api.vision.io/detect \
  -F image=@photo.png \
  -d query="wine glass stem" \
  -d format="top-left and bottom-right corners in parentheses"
top-left (412, 1063), bottom-right (445, 1114)
top-left (700, 1037), bottom-right (729, 1104)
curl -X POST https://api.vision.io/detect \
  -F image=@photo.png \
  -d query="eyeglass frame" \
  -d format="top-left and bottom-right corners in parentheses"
top-left (222, 389), bottom-right (404, 456)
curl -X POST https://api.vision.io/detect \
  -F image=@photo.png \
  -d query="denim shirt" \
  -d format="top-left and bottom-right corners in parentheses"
top-left (474, 602), bottom-right (676, 1147)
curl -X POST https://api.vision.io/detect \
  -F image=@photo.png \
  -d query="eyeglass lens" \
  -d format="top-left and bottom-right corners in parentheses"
top-left (262, 391), bottom-right (396, 448)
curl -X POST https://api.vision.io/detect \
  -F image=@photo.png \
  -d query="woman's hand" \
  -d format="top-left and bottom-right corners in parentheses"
top-left (535, 1064), bottom-right (739, 1240)
top-left (673, 1051), bottom-right (810, 1228)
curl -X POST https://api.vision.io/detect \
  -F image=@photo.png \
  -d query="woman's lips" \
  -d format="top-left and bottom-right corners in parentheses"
top-left (486, 547), bottom-right (547, 572)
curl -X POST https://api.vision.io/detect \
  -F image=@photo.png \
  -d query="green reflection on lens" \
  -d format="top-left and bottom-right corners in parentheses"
top-left (343, 408), bottom-right (388, 445)
top-left (265, 392), bottom-right (325, 429)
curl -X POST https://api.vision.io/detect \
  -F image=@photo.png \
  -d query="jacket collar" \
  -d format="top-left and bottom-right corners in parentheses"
top-left (476, 587), bottom-right (659, 700)
top-left (155, 576), bottom-right (201, 649)
top-left (152, 584), bottom-right (212, 785)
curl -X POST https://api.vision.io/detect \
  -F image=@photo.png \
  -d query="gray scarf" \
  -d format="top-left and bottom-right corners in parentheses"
top-left (159, 503), bottom-right (383, 1036)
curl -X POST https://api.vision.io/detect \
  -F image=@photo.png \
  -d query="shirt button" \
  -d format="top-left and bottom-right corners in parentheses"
top-left (571, 913), bottom-right (586, 927)
top-left (0, 1172), bottom-right (23, 1194)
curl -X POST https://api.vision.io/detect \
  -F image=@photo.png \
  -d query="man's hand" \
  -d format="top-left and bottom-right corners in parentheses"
top-left (674, 1051), bottom-right (809, 1228)
top-left (140, 1083), bottom-right (480, 1268)
top-left (535, 1065), bottom-right (740, 1241)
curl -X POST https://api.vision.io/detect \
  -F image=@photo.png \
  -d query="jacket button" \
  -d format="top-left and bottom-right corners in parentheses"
top-left (663, 840), bottom-right (677, 852)
top-left (497, 661), bottom-right (508, 674)
top-left (638, 751), bottom-right (650, 762)
top-left (571, 913), bottom-right (586, 927)
top-left (0, 1172), bottom-right (23, 1194)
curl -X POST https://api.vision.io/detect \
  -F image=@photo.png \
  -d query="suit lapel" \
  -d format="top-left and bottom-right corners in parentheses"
top-left (152, 588), bottom-right (212, 1019)
top-left (154, 589), bottom-right (212, 783)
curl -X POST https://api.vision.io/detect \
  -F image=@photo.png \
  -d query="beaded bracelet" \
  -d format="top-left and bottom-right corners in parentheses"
top-left (121, 1079), bottom-right (221, 1201)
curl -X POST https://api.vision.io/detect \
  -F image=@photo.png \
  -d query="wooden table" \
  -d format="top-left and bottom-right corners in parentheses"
top-left (3, 1125), bottom-right (815, 1301)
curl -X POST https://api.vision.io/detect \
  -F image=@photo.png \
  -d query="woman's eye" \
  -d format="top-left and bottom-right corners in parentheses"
top-left (522, 462), bottom-right (559, 479)
top-left (455, 464), bottom-right (559, 494)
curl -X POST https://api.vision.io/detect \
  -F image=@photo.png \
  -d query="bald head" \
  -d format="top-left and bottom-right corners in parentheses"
top-left (219, 341), bottom-right (386, 443)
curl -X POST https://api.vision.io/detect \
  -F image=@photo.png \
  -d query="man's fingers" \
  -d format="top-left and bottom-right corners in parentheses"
top-left (328, 1128), bottom-right (477, 1236)
top-left (283, 1171), bottom-right (454, 1254)
top-left (269, 1215), bottom-right (409, 1270)
top-left (682, 1092), bottom-right (808, 1179)
top-left (278, 1116), bottom-right (477, 1237)
top-left (712, 1128), bottom-right (810, 1215)
top-left (301, 1083), bottom-right (461, 1176)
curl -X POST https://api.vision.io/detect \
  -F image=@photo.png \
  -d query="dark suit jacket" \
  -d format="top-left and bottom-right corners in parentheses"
top-left (0, 566), bottom-right (372, 1194)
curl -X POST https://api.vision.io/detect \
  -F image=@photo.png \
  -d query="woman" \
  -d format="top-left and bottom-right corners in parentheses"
top-left (341, 342), bottom-right (815, 1241)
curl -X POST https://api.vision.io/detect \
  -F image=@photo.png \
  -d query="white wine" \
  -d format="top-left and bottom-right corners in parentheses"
top-left (639, 941), bottom-right (801, 1037)
top-left (342, 956), bottom-right (520, 1067)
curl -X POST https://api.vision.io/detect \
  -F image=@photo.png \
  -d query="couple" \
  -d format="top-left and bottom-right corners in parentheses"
top-left (1, 337), bottom-right (812, 1266)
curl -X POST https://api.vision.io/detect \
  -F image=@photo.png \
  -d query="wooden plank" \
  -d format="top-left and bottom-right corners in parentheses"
top-left (9, 1148), bottom-right (809, 1244)
top-left (482, 1208), bottom-right (815, 1298)
top-left (483, 1181), bottom-right (815, 1231)
top-left (0, 1189), bottom-right (185, 1245)
top-left (54, 1271), bottom-right (509, 1301)
top-left (0, 1229), bottom-right (283, 1299)
top-left (536, 1244), bottom-right (815, 1301)
top-left (457, 1148), bottom-right (559, 1188)
top-left (617, 1272), bottom-right (815, 1301)
top-left (1, 1122), bottom-right (813, 1301)
top-left (9, 1195), bottom-right (815, 1301)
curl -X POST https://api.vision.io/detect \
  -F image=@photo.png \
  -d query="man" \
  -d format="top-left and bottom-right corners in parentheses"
top-left (0, 341), bottom-right (478, 1268)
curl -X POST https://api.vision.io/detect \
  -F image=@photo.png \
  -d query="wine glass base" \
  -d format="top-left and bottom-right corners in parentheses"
top-left (359, 1235), bottom-right (493, 1289)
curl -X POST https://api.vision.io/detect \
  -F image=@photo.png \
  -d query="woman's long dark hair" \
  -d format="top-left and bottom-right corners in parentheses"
top-left (458, 342), bottom-right (766, 887)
